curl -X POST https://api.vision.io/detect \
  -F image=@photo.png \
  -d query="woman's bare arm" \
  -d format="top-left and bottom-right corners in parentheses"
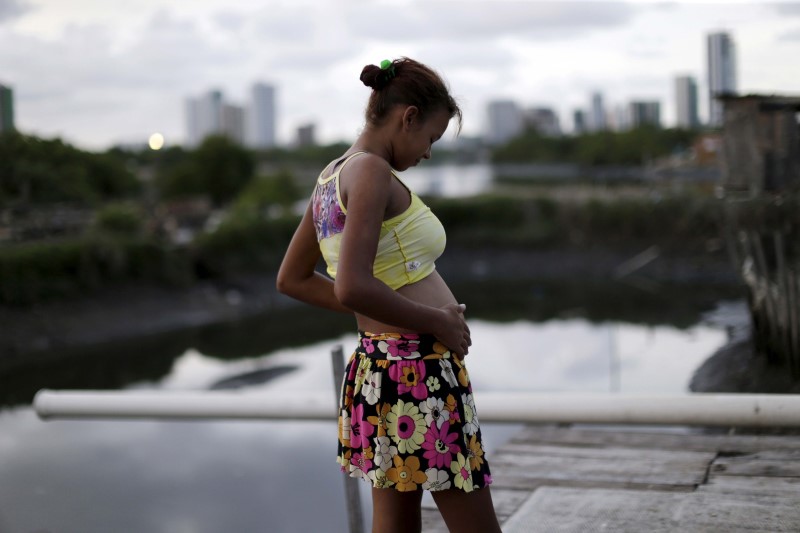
top-left (276, 201), bottom-right (352, 314)
top-left (334, 155), bottom-right (470, 355)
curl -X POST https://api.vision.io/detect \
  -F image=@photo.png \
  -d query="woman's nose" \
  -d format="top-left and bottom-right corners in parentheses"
top-left (423, 147), bottom-right (431, 159)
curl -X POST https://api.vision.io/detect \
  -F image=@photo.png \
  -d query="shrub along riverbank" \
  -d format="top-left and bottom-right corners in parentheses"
top-left (0, 192), bottom-right (730, 306)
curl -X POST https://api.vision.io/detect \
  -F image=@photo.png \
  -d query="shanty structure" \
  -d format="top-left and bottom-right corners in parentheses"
top-left (719, 94), bottom-right (800, 378)
top-left (718, 94), bottom-right (800, 195)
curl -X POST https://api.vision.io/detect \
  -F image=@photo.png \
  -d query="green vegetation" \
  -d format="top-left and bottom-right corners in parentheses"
top-left (154, 135), bottom-right (256, 206)
top-left (0, 132), bottom-right (140, 205)
top-left (492, 126), bottom-right (699, 165)
top-left (426, 193), bottom-right (722, 252)
top-left (0, 129), bottom-right (727, 306)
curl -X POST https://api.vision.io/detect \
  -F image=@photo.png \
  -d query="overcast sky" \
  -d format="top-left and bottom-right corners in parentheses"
top-left (2, 0), bottom-right (800, 150)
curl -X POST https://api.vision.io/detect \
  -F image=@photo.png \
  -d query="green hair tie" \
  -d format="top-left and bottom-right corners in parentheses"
top-left (379, 59), bottom-right (396, 80)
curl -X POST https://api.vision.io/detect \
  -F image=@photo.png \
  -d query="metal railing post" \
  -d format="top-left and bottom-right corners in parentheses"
top-left (331, 345), bottom-right (364, 533)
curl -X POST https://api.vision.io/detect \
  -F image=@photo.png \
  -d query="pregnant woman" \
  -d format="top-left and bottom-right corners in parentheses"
top-left (277, 57), bottom-right (501, 533)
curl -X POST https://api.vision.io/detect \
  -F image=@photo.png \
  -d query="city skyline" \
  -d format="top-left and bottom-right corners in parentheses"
top-left (185, 82), bottom-right (276, 149)
top-left (2, 1), bottom-right (800, 150)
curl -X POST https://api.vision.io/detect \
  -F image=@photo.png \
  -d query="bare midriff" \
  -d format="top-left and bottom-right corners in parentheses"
top-left (354, 270), bottom-right (458, 334)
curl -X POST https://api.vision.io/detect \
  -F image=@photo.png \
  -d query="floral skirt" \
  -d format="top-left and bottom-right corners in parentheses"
top-left (336, 331), bottom-right (493, 493)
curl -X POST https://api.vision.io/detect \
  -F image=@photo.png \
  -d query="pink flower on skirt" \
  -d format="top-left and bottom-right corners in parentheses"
top-left (351, 452), bottom-right (373, 473)
top-left (385, 336), bottom-right (420, 358)
top-left (421, 421), bottom-right (460, 469)
top-left (349, 403), bottom-right (375, 449)
top-left (361, 337), bottom-right (376, 354)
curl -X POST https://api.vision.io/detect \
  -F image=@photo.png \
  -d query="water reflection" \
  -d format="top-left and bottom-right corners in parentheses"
top-left (141, 319), bottom-right (726, 396)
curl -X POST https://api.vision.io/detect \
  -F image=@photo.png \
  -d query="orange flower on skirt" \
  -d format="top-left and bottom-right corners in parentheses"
top-left (386, 455), bottom-right (428, 492)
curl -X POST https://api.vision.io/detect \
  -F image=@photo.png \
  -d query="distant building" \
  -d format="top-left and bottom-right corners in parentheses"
top-left (707, 31), bottom-right (737, 127)
top-left (610, 104), bottom-right (629, 132)
top-left (247, 82), bottom-right (276, 149)
top-left (675, 75), bottom-right (700, 129)
top-left (589, 91), bottom-right (607, 132)
top-left (572, 109), bottom-right (587, 135)
top-left (221, 103), bottom-right (245, 145)
top-left (524, 107), bottom-right (561, 137)
top-left (185, 89), bottom-right (223, 147)
top-left (486, 100), bottom-right (523, 145)
top-left (296, 123), bottom-right (315, 148)
top-left (0, 84), bottom-right (14, 133)
top-left (628, 101), bottom-right (661, 128)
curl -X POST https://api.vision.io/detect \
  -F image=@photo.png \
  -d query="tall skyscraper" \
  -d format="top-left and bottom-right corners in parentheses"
top-left (675, 75), bottom-right (700, 129)
top-left (185, 89), bottom-right (224, 147)
top-left (486, 100), bottom-right (523, 145)
top-left (707, 31), bottom-right (737, 127)
top-left (0, 84), bottom-right (14, 133)
top-left (589, 92), bottom-right (607, 132)
top-left (247, 83), bottom-right (276, 149)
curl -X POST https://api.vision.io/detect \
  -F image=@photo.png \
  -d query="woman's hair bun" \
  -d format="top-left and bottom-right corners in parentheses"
top-left (360, 63), bottom-right (393, 91)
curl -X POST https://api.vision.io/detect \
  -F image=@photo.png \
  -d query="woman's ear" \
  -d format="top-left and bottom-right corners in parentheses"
top-left (401, 106), bottom-right (420, 129)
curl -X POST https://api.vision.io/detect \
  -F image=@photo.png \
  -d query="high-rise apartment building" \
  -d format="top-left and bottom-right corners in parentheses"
top-left (628, 101), bottom-right (661, 128)
top-left (0, 84), bottom-right (14, 133)
top-left (589, 92), bottom-right (607, 132)
top-left (221, 103), bottom-right (245, 146)
top-left (296, 123), bottom-right (316, 148)
top-left (573, 110), bottom-right (587, 135)
top-left (675, 75), bottom-right (700, 129)
top-left (247, 83), bottom-right (276, 149)
top-left (486, 100), bottom-right (523, 145)
top-left (524, 107), bottom-right (561, 137)
top-left (707, 31), bottom-right (737, 127)
top-left (185, 89), bottom-right (224, 147)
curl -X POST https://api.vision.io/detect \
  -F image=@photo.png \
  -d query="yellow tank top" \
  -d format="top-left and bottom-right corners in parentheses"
top-left (311, 152), bottom-right (446, 290)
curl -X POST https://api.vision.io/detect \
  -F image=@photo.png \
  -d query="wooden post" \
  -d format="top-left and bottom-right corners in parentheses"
top-left (331, 345), bottom-right (364, 533)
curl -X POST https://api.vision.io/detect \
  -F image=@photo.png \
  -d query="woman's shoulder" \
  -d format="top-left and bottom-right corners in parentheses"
top-left (343, 151), bottom-right (391, 175)
top-left (338, 151), bottom-right (392, 191)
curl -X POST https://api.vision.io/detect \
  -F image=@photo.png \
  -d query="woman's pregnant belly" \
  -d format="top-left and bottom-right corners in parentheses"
top-left (354, 270), bottom-right (458, 334)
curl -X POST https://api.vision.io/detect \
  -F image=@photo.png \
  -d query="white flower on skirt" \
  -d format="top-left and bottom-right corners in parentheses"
top-left (419, 397), bottom-right (448, 429)
top-left (361, 370), bottom-right (382, 405)
top-left (439, 359), bottom-right (458, 388)
top-left (422, 468), bottom-right (452, 491)
top-left (461, 393), bottom-right (480, 435)
top-left (373, 435), bottom-right (398, 472)
top-left (368, 469), bottom-right (395, 489)
top-left (340, 409), bottom-right (351, 442)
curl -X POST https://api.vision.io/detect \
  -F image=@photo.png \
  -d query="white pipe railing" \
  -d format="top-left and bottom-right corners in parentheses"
top-left (34, 389), bottom-right (800, 427)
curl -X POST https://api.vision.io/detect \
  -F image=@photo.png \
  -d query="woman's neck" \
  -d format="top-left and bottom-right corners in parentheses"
top-left (351, 125), bottom-right (393, 164)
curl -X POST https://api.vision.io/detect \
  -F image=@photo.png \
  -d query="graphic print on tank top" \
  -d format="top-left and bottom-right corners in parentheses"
top-left (312, 176), bottom-right (345, 242)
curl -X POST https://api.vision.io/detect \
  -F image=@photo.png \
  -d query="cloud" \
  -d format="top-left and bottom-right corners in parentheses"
top-left (0, 0), bottom-right (32, 24)
top-left (345, 1), bottom-right (637, 42)
top-left (0, 0), bottom-right (30, 23)
top-left (778, 27), bottom-right (800, 41)
top-left (775, 3), bottom-right (800, 16)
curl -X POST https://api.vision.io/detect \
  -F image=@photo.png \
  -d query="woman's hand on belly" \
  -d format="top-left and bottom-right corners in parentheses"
top-left (355, 271), bottom-right (472, 356)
